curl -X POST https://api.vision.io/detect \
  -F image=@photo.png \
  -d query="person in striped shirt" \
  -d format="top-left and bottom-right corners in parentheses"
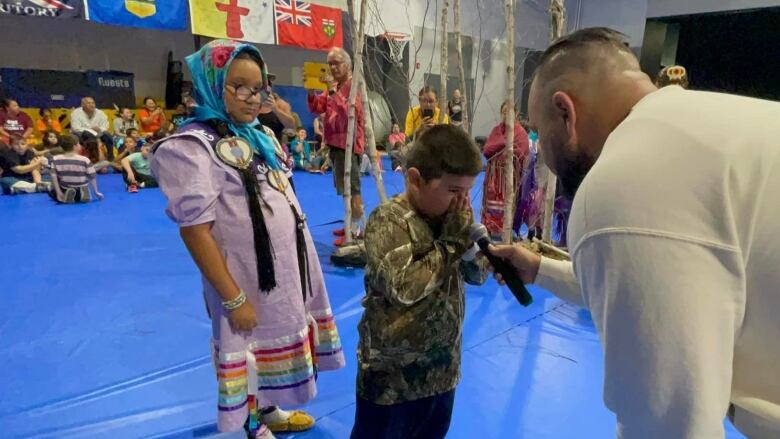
top-left (49, 134), bottom-right (103, 203)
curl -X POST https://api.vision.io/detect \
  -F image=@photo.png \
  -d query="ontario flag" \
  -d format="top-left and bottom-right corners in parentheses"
top-left (275, 0), bottom-right (343, 51)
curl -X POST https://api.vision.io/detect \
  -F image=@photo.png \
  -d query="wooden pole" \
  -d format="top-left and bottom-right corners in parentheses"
top-left (358, 79), bottom-right (388, 203)
top-left (542, 0), bottom-right (566, 244)
top-left (438, 0), bottom-right (449, 123)
top-left (349, 0), bottom-right (387, 205)
top-left (342, 0), bottom-right (368, 244)
top-left (453, 0), bottom-right (469, 133)
top-left (502, 0), bottom-right (515, 243)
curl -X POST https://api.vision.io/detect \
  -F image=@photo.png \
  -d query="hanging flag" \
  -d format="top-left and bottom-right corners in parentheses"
top-left (0, 0), bottom-right (84, 19)
top-left (275, 0), bottom-right (343, 51)
top-left (86, 0), bottom-right (188, 30)
top-left (190, 0), bottom-right (274, 44)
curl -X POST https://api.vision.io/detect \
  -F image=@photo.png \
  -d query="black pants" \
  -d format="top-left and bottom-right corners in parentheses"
top-left (121, 167), bottom-right (158, 188)
top-left (100, 132), bottom-right (115, 160)
top-left (350, 390), bottom-right (456, 439)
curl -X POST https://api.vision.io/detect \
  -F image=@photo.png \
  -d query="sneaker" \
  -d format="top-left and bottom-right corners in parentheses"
top-left (63, 188), bottom-right (76, 204)
top-left (332, 228), bottom-right (345, 237)
top-left (333, 236), bottom-right (346, 247)
top-left (262, 408), bottom-right (314, 433)
top-left (79, 186), bottom-right (91, 203)
top-left (139, 182), bottom-right (146, 188)
top-left (128, 184), bottom-right (139, 193)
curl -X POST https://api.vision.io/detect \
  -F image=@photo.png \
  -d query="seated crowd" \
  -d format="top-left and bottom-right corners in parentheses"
top-left (0, 84), bottom-right (508, 209)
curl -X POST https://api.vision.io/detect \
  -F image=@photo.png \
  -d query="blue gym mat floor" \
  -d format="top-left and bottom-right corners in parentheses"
top-left (0, 161), bottom-right (745, 438)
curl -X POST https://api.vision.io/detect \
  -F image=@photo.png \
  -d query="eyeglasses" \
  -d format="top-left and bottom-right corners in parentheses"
top-left (225, 84), bottom-right (268, 102)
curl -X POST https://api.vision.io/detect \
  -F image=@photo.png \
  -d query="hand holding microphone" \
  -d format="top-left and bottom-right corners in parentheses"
top-left (469, 224), bottom-right (536, 307)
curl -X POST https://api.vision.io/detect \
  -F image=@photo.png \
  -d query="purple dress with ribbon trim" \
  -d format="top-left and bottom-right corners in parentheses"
top-left (150, 122), bottom-right (345, 432)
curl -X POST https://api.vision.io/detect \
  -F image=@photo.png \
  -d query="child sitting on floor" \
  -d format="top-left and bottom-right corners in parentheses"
top-left (50, 134), bottom-right (103, 203)
top-left (351, 125), bottom-right (487, 439)
top-left (79, 131), bottom-right (112, 174)
top-left (0, 135), bottom-right (50, 194)
top-left (290, 128), bottom-right (311, 170)
top-left (120, 144), bottom-right (157, 193)
top-left (111, 135), bottom-right (138, 172)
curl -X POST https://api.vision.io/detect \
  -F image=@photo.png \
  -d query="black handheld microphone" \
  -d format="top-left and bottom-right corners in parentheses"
top-left (469, 223), bottom-right (533, 307)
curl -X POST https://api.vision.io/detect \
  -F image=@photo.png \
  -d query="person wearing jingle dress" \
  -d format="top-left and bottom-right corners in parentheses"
top-left (150, 40), bottom-right (345, 438)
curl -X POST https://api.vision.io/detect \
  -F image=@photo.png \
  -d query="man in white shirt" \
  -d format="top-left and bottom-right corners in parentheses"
top-left (70, 97), bottom-right (114, 159)
top-left (488, 27), bottom-right (780, 438)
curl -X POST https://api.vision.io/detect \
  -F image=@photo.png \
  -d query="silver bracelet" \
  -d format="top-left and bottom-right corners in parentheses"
top-left (223, 290), bottom-right (247, 311)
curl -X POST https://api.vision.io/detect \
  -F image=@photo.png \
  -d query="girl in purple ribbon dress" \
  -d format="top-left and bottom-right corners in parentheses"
top-left (150, 40), bottom-right (345, 439)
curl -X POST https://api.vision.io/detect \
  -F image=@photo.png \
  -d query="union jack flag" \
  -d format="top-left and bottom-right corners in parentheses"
top-left (275, 0), bottom-right (312, 26)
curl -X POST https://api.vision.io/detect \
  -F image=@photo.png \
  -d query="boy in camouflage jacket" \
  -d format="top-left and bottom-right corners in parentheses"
top-left (351, 125), bottom-right (488, 439)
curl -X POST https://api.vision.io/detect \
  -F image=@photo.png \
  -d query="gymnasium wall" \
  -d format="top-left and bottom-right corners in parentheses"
top-left (0, 17), bottom-right (194, 104)
top-left (647, 0), bottom-right (780, 17)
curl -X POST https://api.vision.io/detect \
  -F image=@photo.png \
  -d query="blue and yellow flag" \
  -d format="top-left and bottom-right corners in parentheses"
top-left (86, 0), bottom-right (188, 30)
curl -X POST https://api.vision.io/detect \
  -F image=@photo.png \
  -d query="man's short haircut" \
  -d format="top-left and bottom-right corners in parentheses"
top-left (60, 134), bottom-right (78, 152)
top-left (405, 124), bottom-right (482, 181)
top-left (328, 47), bottom-right (352, 69)
top-left (533, 27), bottom-right (634, 87)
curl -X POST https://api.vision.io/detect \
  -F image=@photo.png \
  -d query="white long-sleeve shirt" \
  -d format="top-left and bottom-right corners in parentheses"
top-left (70, 107), bottom-right (109, 135)
top-left (535, 86), bottom-right (780, 438)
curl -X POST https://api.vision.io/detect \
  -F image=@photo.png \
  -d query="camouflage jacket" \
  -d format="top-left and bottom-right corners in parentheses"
top-left (357, 195), bottom-right (488, 405)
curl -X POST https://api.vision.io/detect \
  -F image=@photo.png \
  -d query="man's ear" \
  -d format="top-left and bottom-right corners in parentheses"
top-left (551, 91), bottom-right (577, 142)
top-left (406, 167), bottom-right (422, 188)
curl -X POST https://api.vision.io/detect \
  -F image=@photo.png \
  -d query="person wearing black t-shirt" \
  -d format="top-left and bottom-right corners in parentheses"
top-left (0, 136), bottom-right (49, 194)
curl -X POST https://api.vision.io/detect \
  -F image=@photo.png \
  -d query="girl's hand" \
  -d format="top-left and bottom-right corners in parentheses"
top-left (228, 301), bottom-right (257, 332)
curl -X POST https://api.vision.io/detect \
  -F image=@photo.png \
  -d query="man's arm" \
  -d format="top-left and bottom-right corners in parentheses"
top-left (486, 243), bottom-right (583, 307)
top-left (273, 96), bottom-right (297, 129)
top-left (307, 91), bottom-right (328, 115)
top-left (98, 112), bottom-right (109, 132)
top-left (575, 231), bottom-right (743, 438)
top-left (70, 111), bottom-right (87, 133)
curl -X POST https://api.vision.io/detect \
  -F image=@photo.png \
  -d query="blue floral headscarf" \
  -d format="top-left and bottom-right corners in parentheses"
top-left (185, 39), bottom-right (279, 169)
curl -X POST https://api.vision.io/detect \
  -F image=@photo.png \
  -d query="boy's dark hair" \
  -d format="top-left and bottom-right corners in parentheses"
top-left (125, 127), bottom-right (139, 136)
top-left (9, 134), bottom-right (23, 145)
top-left (39, 107), bottom-right (50, 117)
top-left (60, 134), bottom-right (78, 152)
top-left (406, 124), bottom-right (482, 181)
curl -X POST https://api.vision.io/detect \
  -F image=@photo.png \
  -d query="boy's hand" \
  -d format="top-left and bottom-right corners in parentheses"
top-left (441, 194), bottom-right (474, 257)
top-left (229, 301), bottom-right (257, 332)
top-left (95, 192), bottom-right (105, 201)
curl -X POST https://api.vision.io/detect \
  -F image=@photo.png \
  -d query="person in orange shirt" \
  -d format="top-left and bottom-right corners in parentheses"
top-left (36, 108), bottom-right (62, 135)
top-left (138, 97), bottom-right (166, 135)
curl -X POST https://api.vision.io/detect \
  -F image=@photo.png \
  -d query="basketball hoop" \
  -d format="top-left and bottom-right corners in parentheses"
top-left (378, 32), bottom-right (411, 65)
